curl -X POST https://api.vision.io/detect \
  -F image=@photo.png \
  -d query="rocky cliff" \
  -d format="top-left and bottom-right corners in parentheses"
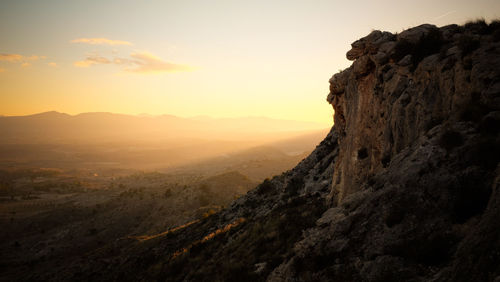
top-left (27, 21), bottom-right (500, 282)
top-left (270, 21), bottom-right (500, 281)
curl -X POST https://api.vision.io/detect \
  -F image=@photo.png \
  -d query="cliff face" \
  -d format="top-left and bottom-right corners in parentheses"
top-left (327, 23), bottom-right (500, 204)
top-left (26, 22), bottom-right (500, 282)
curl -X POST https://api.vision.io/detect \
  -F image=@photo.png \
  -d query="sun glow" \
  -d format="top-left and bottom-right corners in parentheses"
top-left (1, 1), bottom-right (498, 124)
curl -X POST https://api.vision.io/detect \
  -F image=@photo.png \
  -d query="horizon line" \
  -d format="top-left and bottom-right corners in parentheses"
top-left (0, 110), bottom-right (332, 125)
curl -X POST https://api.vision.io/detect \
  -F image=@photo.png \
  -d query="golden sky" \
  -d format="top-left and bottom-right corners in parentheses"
top-left (1, 0), bottom-right (499, 124)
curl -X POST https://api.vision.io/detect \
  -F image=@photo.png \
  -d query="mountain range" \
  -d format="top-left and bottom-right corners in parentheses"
top-left (0, 111), bottom-right (328, 144)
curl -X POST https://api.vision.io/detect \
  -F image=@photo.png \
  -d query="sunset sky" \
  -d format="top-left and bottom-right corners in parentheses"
top-left (1, 0), bottom-right (499, 124)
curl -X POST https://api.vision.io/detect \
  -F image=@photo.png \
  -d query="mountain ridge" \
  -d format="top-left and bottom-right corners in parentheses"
top-left (1, 111), bottom-right (327, 126)
top-left (0, 111), bottom-right (329, 144)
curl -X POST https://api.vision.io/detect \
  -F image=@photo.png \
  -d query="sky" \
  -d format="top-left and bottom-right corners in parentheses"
top-left (1, 0), bottom-right (499, 125)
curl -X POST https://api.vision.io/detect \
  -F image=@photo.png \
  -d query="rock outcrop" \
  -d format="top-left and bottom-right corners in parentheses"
top-left (327, 23), bottom-right (500, 205)
top-left (23, 21), bottom-right (500, 282)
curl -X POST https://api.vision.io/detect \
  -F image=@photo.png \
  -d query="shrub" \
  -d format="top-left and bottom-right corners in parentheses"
top-left (478, 114), bottom-right (500, 136)
top-left (439, 130), bottom-right (464, 151)
top-left (468, 139), bottom-right (500, 170)
top-left (464, 18), bottom-right (489, 34)
top-left (459, 92), bottom-right (490, 122)
top-left (452, 169), bottom-right (492, 223)
top-left (412, 28), bottom-right (443, 65)
top-left (88, 228), bottom-right (98, 236)
top-left (392, 39), bottom-right (413, 62)
top-left (493, 29), bottom-right (500, 42)
top-left (458, 35), bottom-right (480, 57)
top-left (392, 28), bottom-right (444, 70)
top-left (488, 19), bottom-right (500, 40)
top-left (462, 57), bottom-right (473, 70)
top-left (285, 177), bottom-right (304, 196)
top-left (164, 188), bottom-right (173, 198)
top-left (197, 194), bottom-right (210, 206)
top-left (256, 178), bottom-right (274, 195)
top-left (490, 20), bottom-right (500, 41)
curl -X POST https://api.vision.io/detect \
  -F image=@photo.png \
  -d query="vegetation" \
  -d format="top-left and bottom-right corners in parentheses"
top-left (255, 178), bottom-right (274, 195)
top-left (392, 27), bottom-right (444, 70)
top-left (464, 18), bottom-right (489, 34)
top-left (439, 129), bottom-right (464, 152)
top-left (0, 166), bottom-right (261, 281)
top-left (160, 194), bottom-right (327, 281)
top-left (458, 35), bottom-right (480, 57)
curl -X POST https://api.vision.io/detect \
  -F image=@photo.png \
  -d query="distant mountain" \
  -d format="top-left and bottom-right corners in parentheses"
top-left (0, 111), bottom-right (329, 144)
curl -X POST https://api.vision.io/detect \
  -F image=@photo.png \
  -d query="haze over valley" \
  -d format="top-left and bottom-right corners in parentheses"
top-left (0, 111), bottom-right (328, 171)
top-left (0, 111), bottom-right (328, 279)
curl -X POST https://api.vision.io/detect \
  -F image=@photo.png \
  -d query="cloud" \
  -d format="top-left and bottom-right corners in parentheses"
top-left (71, 38), bottom-right (132, 46)
top-left (73, 51), bottom-right (191, 73)
top-left (30, 55), bottom-right (46, 60)
top-left (74, 55), bottom-right (112, 67)
top-left (0, 54), bottom-right (23, 62)
top-left (113, 57), bottom-right (132, 65)
top-left (0, 53), bottom-right (46, 69)
top-left (0, 53), bottom-right (45, 62)
top-left (0, 68), bottom-right (5, 73)
top-left (48, 62), bottom-right (58, 67)
top-left (126, 52), bottom-right (191, 73)
top-left (433, 10), bottom-right (456, 21)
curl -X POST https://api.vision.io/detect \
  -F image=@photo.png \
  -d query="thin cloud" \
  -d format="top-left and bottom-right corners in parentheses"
top-left (30, 55), bottom-right (46, 60)
top-left (48, 62), bottom-right (58, 67)
top-left (433, 10), bottom-right (456, 21)
top-left (0, 54), bottom-right (23, 62)
top-left (74, 55), bottom-right (112, 67)
top-left (0, 67), bottom-right (5, 73)
top-left (113, 57), bottom-right (133, 65)
top-left (0, 53), bottom-right (46, 69)
top-left (0, 53), bottom-right (45, 62)
top-left (73, 51), bottom-right (192, 73)
top-left (71, 38), bottom-right (132, 46)
top-left (126, 52), bottom-right (191, 73)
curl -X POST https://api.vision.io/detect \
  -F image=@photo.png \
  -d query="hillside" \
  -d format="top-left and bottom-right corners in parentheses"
top-left (3, 21), bottom-right (500, 281)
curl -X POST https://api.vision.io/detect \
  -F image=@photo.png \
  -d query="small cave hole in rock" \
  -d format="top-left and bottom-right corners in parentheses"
top-left (357, 148), bottom-right (369, 160)
top-left (381, 154), bottom-right (391, 168)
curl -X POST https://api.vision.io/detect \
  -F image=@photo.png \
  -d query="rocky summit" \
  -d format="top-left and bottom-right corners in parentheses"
top-left (18, 21), bottom-right (500, 281)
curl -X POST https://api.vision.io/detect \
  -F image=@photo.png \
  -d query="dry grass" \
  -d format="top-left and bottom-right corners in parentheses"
top-left (130, 219), bottom-right (200, 242)
top-left (170, 217), bottom-right (246, 259)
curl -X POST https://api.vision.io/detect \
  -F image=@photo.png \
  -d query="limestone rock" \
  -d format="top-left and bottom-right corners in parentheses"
top-left (346, 30), bottom-right (396, 61)
top-left (397, 24), bottom-right (438, 45)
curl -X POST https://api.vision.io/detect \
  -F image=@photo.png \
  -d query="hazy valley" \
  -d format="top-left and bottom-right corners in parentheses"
top-left (0, 112), bottom-right (328, 280)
